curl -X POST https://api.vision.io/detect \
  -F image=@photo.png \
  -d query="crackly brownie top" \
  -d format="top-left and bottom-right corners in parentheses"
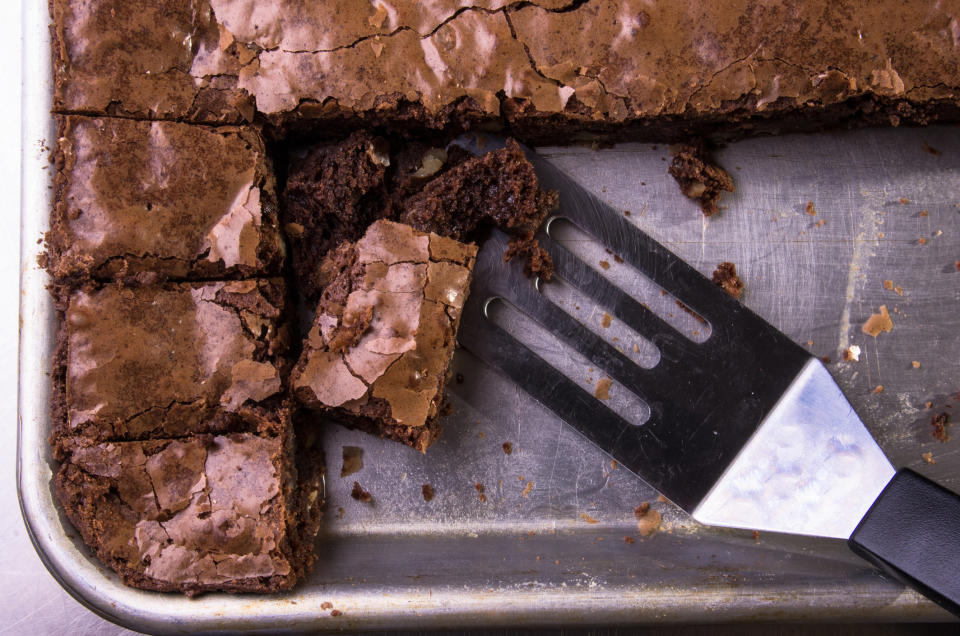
top-left (53, 0), bottom-right (960, 126)
top-left (64, 280), bottom-right (288, 441)
top-left (292, 220), bottom-right (476, 428)
top-left (57, 434), bottom-right (293, 587)
top-left (48, 117), bottom-right (281, 281)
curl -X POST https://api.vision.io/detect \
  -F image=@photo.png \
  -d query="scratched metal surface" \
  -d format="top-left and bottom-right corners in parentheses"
top-left (17, 3), bottom-right (960, 632)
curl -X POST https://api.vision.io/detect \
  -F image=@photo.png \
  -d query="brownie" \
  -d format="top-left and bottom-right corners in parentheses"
top-left (51, 279), bottom-right (290, 452)
top-left (284, 134), bottom-right (554, 301)
top-left (290, 220), bottom-right (477, 452)
top-left (53, 425), bottom-right (324, 595)
top-left (47, 117), bottom-right (283, 282)
top-left (52, 1), bottom-right (960, 137)
top-left (51, 0), bottom-right (252, 123)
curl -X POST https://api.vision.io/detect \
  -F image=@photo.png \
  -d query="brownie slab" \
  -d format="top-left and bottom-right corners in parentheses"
top-left (52, 1), bottom-right (960, 136)
top-left (53, 279), bottom-right (290, 450)
top-left (54, 426), bottom-right (324, 595)
top-left (291, 220), bottom-right (477, 452)
top-left (47, 117), bottom-right (283, 282)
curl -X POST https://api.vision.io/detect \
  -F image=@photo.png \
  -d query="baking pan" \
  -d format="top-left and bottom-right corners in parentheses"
top-left (18, 1), bottom-right (959, 632)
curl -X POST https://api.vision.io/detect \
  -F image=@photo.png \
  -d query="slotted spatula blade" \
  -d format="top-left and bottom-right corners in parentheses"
top-left (454, 135), bottom-right (960, 615)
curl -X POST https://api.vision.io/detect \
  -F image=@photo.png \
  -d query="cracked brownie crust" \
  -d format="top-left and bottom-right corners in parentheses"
top-left (47, 116), bottom-right (283, 283)
top-left (53, 1), bottom-right (960, 137)
top-left (291, 221), bottom-right (477, 453)
top-left (54, 425), bottom-right (324, 596)
top-left (51, 279), bottom-right (290, 453)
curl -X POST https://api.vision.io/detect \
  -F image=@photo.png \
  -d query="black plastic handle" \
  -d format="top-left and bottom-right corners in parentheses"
top-left (849, 468), bottom-right (960, 616)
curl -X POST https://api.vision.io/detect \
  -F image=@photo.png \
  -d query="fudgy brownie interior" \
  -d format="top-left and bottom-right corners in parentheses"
top-left (283, 133), bottom-right (555, 302)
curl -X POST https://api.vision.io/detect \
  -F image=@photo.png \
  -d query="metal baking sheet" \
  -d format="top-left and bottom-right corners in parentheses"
top-left (18, 2), bottom-right (959, 632)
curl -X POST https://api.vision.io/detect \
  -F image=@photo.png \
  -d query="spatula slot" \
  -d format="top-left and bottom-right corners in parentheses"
top-left (545, 218), bottom-right (712, 344)
top-left (536, 274), bottom-right (660, 369)
top-left (485, 297), bottom-right (652, 427)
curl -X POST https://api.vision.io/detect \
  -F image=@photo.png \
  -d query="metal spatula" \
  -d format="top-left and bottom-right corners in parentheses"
top-left (454, 135), bottom-right (960, 616)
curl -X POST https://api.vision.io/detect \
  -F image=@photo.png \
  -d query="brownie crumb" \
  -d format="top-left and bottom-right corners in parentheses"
top-left (668, 141), bottom-right (734, 217)
top-left (340, 446), bottom-right (363, 478)
top-left (474, 483), bottom-right (487, 503)
top-left (421, 484), bottom-right (435, 502)
top-left (455, 373), bottom-right (465, 384)
top-left (873, 385), bottom-right (884, 394)
top-left (594, 377), bottom-right (612, 400)
top-left (350, 481), bottom-right (372, 502)
top-left (932, 412), bottom-right (951, 442)
top-left (805, 201), bottom-right (817, 216)
top-left (521, 482), bottom-right (533, 498)
top-left (601, 313), bottom-right (613, 328)
top-left (624, 536), bottom-right (636, 544)
top-left (330, 609), bottom-right (343, 617)
top-left (321, 601), bottom-right (333, 610)
top-left (922, 141), bottom-right (942, 157)
top-left (955, 260), bottom-right (960, 271)
top-left (580, 512), bottom-right (599, 524)
top-left (504, 233), bottom-right (554, 280)
top-left (922, 452), bottom-right (936, 464)
top-left (633, 502), bottom-right (662, 537)
top-left (752, 530), bottom-right (760, 540)
top-left (821, 355), bottom-right (832, 364)
top-left (862, 305), bottom-right (894, 336)
top-left (712, 262), bottom-right (744, 300)
top-left (502, 442), bottom-right (513, 455)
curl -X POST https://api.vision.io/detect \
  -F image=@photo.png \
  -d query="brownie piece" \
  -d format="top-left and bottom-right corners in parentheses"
top-left (51, 0), bottom-right (251, 123)
top-left (47, 117), bottom-right (283, 282)
top-left (54, 425), bottom-right (325, 595)
top-left (284, 134), bottom-right (553, 301)
top-left (283, 132), bottom-right (391, 301)
top-left (291, 221), bottom-right (477, 452)
top-left (53, 2), bottom-right (960, 137)
top-left (668, 141), bottom-right (735, 217)
top-left (52, 279), bottom-right (290, 451)
top-left (398, 139), bottom-right (555, 240)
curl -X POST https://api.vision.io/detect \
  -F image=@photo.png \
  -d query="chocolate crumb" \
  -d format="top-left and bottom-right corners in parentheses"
top-left (805, 201), bottom-right (817, 216)
top-left (599, 260), bottom-right (611, 270)
top-left (340, 446), bottom-right (363, 478)
top-left (521, 482), bottom-right (533, 498)
top-left (955, 261), bottom-right (960, 271)
top-left (712, 262), bottom-right (744, 300)
top-left (330, 609), bottom-right (343, 617)
top-left (421, 484), bottom-right (435, 502)
top-left (624, 536), bottom-right (636, 544)
top-left (505, 233), bottom-right (554, 279)
top-left (912, 360), bottom-right (921, 369)
top-left (502, 442), bottom-right (513, 455)
top-left (455, 372), bottom-right (465, 384)
top-left (634, 503), bottom-right (650, 518)
top-left (633, 502), bottom-right (662, 537)
top-left (932, 412), bottom-right (951, 442)
top-left (594, 377), bottom-right (612, 400)
top-left (580, 512), bottom-right (599, 524)
top-left (668, 140), bottom-right (734, 217)
top-left (922, 142), bottom-right (942, 157)
top-left (321, 601), bottom-right (333, 610)
top-left (752, 530), bottom-right (760, 540)
top-left (601, 313), bottom-right (612, 328)
top-left (922, 452), bottom-right (936, 465)
top-left (899, 197), bottom-right (910, 204)
top-left (821, 356), bottom-right (832, 364)
top-left (475, 483), bottom-right (486, 503)
top-left (350, 481), bottom-right (372, 503)
top-left (862, 305), bottom-right (894, 336)
top-left (873, 385), bottom-right (884, 394)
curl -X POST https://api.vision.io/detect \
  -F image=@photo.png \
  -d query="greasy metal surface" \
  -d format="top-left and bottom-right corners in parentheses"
top-left (18, 6), bottom-right (960, 633)
top-left (695, 358), bottom-right (896, 539)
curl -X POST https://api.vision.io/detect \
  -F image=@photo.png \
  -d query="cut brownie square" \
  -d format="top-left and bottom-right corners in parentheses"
top-left (51, 0), bottom-right (251, 123)
top-left (291, 220), bottom-right (477, 452)
top-left (47, 117), bottom-right (283, 282)
top-left (51, 279), bottom-right (290, 452)
top-left (54, 424), bottom-right (325, 596)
